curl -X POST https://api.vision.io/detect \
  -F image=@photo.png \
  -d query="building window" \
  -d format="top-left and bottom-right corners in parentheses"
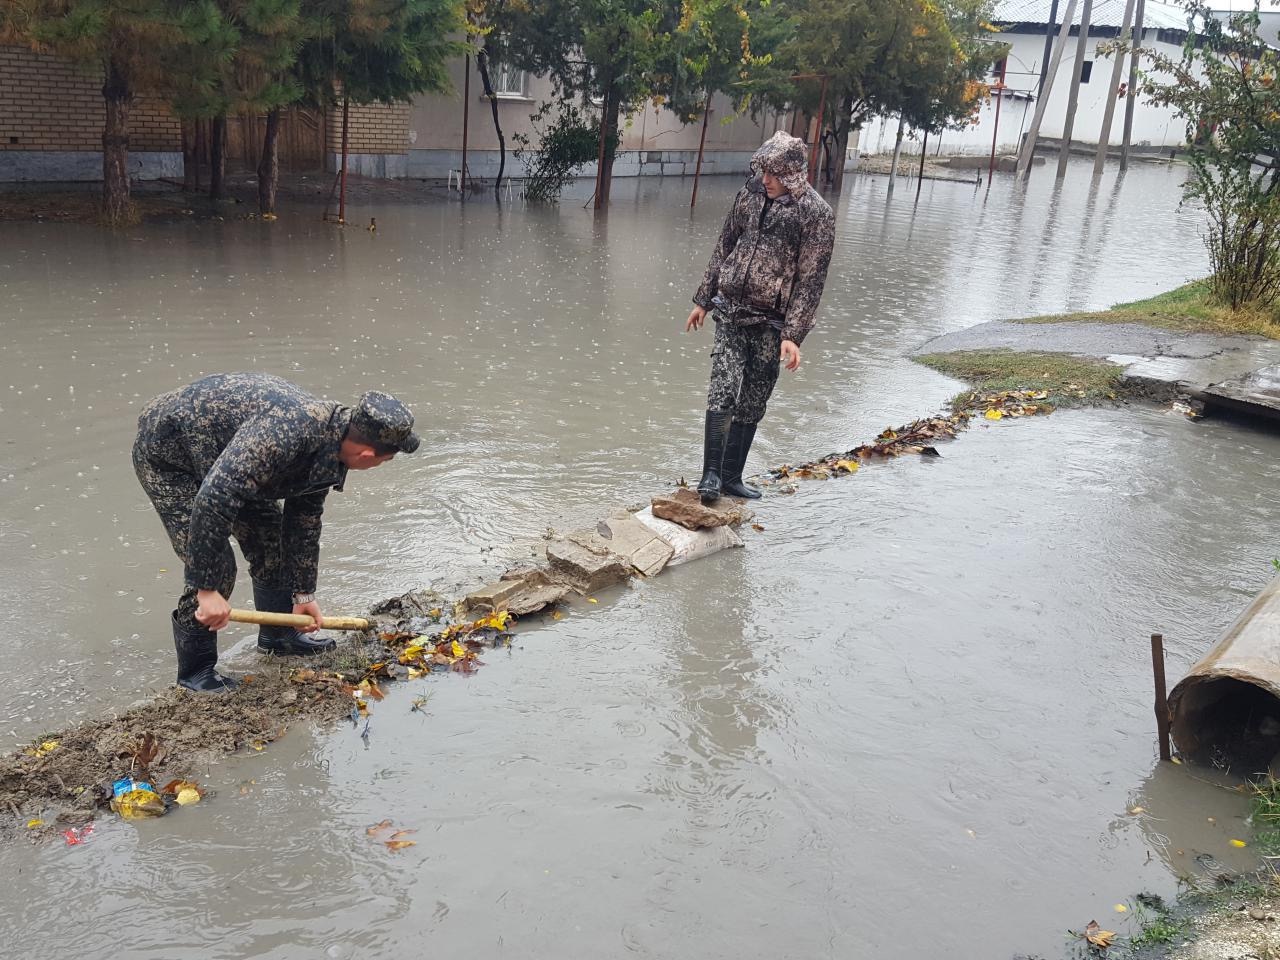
top-left (1080, 60), bottom-right (1093, 83)
top-left (492, 63), bottom-right (527, 98)
top-left (991, 57), bottom-right (1007, 80)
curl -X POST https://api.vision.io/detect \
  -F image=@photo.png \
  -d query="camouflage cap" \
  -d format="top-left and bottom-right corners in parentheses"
top-left (751, 131), bottom-right (809, 197)
top-left (350, 391), bottom-right (420, 454)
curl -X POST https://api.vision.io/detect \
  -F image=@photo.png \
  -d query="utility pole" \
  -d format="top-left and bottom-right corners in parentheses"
top-left (1056, 0), bottom-right (1095, 179)
top-left (1093, 0), bottom-right (1137, 175)
top-left (1119, 0), bottom-right (1147, 170)
top-left (1017, 0), bottom-right (1080, 179)
top-left (1038, 0), bottom-right (1061, 99)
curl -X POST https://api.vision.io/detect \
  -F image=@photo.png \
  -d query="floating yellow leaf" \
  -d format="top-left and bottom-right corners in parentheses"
top-left (551, 610), bottom-right (564, 621)
top-left (1231, 838), bottom-right (1248, 848)
top-left (407, 666), bottom-right (426, 679)
top-left (587, 598), bottom-right (599, 604)
top-left (1128, 806), bottom-right (1145, 815)
top-left (1083, 921), bottom-right (1115, 948)
top-left (176, 788), bottom-right (201, 806)
top-left (385, 840), bottom-right (417, 851)
top-left (1114, 904), bottom-right (1128, 913)
top-left (450, 639), bottom-right (467, 659)
top-left (1171, 756), bottom-right (1182, 765)
top-left (24, 739), bottom-right (60, 758)
top-left (26, 819), bottom-right (43, 829)
top-left (474, 610), bottom-right (512, 631)
top-left (985, 409), bottom-right (1004, 421)
top-left (834, 459), bottom-right (860, 473)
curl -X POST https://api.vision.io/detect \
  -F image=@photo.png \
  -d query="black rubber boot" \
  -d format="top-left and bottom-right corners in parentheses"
top-left (697, 409), bottom-right (734, 505)
top-left (253, 582), bottom-right (337, 656)
top-left (173, 611), bottom-right (239, 693)
top-left (721, 421), bottom-right (762, 500)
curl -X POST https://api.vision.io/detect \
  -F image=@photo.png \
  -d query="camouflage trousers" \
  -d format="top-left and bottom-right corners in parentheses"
top-left (706, 317), bottom-right (782, 425)
top-left (132, 435), bottom-right (287, 630)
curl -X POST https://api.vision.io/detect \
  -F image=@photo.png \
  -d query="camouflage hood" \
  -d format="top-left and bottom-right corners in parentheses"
top-left (750, 132), bottom-right (809, 198)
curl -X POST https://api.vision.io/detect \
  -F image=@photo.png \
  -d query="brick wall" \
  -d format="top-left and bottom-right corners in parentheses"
top-left (0, 45), bottom-right (181, 153)
top-left (327, 100), bottom-right (410, 154)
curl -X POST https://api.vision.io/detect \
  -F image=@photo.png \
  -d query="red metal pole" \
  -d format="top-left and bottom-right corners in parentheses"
top-left (691, 89), bottom-right (711, 208)
top-left (988, 60), bottom-right (1007, 178)
top-left (339, 95), bottom-right (349, 224)
top-left (461, 53), bottom-right (471, 198)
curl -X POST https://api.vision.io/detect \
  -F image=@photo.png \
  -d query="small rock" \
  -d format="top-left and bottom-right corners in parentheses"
top-left (1249, 907), bottom-right (1268, 921)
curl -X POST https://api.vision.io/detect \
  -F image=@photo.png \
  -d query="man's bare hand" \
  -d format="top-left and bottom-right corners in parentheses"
top-left (685, 305), bottom-right (707, 332)
top-left (781, 339), bottom-right (801, 372)
top-left (195, 589), bottom-right (232, 631)
top-left (293, 600), bottom-right (323, 634)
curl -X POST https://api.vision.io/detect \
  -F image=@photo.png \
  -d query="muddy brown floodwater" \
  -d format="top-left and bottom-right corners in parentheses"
top-left (2, 166), bottom-right (1279, 958)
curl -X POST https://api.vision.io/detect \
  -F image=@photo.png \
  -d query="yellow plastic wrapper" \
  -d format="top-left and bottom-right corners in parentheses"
top-left (109, 777), bottom-right (167, 819)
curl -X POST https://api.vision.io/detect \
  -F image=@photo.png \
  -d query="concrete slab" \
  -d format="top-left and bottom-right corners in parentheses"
top-left (1203, 364), bottom-right (1280, 422)
top-left (571, 516), bottom-right (675, 578)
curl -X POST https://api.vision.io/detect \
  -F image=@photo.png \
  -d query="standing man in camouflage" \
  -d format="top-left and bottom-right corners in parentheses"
top-left (685, 131), bottom-right (836, 504)
top-left (133, 373), bottom-right (420, 692)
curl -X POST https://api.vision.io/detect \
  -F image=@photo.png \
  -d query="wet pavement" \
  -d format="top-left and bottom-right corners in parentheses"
top-left (2, 164), bottom-right (1279, 958)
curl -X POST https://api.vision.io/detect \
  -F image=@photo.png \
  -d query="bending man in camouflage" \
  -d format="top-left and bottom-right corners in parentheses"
top-left (133, 373), bottom-right (420, 692)
top-left (686, 130), bottom-right (836, 504)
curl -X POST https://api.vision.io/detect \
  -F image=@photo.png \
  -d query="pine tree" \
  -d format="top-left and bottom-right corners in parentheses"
top-left (6, 0), bottom-right (221, 223)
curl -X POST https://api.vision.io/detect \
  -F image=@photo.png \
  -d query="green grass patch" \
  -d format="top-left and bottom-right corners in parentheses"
top-left (1012, 280), bottom-right (1280, 339)
top-left (915, 349), bottom-right (1124, 409)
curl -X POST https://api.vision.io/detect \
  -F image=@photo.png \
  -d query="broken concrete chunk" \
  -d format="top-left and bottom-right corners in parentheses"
top-left (462, 568), bottom-right (572, 617)
top-left (505, 580), bottom-right (571, 617)
top-left (569, 516), bottom-right (676, 579)
top-left (546, 538), bottom-right (632, 595)
top-left (461, 579), bottom-right (525, 614)
top-left (634, 508), bottom-right (744, 566)
top-left (651, 488), bottom-right (752, 530)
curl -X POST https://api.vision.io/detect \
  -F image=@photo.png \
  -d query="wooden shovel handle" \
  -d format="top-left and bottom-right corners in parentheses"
top-left (228, 608), bottom-right (370, 632)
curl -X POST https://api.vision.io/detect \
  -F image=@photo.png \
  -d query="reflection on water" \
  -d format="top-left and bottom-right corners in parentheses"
top-left (2, 165), bottom-right (1271, 958)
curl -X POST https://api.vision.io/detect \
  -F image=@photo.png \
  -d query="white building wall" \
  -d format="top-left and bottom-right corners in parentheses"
top-left (862, 27), bottom-right (1190, 157)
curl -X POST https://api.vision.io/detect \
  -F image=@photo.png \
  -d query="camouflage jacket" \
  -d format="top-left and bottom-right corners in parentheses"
top-left (693, 177), bottom-right (836, 346)
top-left (136, 373), bottom-right (350, 595)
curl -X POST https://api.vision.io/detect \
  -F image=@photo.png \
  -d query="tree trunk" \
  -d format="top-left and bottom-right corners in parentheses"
top-left (831, 94), bottom-right (855, 192)
top-left (887, 115), bottom-right (905, 196)
top-left (257, 107), bottom-right (280, 215)
top-left (594, 81), bottom-right (621, 209)
top-left (101, 59), bottom-right (132, 225)
top-left (476, 48), bottom-right (506, 198)
top-left (209, 114), bottom-right (226, 200)
top-left (181, 120), bottom-right (198, 192)
top-left (193, 119), bottom-right (205, 191)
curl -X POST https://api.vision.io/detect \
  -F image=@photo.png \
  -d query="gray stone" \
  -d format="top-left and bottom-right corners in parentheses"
top-left (546, 539), bottom-right (632, 594)
top-left (463, 567), bottom-right (570, 617)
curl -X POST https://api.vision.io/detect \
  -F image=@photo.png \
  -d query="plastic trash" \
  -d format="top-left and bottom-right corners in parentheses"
top-left (109, 776), bottom-right (167, 819)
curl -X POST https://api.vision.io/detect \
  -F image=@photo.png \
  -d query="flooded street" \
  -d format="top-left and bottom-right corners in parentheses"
top-left (3, 164), bottom-right (1280, 958)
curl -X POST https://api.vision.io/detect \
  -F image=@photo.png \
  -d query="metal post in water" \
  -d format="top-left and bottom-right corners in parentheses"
top-left (339, 95), bottom-right (349, 225)
top-left (989, 57), bottom-right (1008, 178)
top-left (691, 89), bottom-right (711, 208)
top-left (1152, 633), bottom-right (1172, 761)
top-left (916, 128), bottom-right (928, 198)
top-left (461, 53), bottom-right (471, 199)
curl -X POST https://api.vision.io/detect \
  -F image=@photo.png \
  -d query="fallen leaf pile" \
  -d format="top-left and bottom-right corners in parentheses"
top-left (767, 390), bottom-right (1056, 485)
top-left (1079, 920), bottom-right (1115, 949)
top-left (289, 611), bottom-right (516, 718)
